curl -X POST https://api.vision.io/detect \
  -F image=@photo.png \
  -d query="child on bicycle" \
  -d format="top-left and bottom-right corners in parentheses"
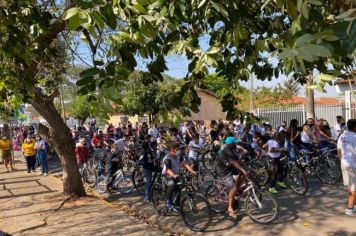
top-left (187, 133), bottom-right (204, 170)
top-left (162, 143), bottom-right (196, 212)
top-left (263, 132), bottom-right (287, 194)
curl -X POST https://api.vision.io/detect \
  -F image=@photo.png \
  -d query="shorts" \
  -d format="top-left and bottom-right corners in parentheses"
top-left (223, 174), bottom-right (236, 191)
top-left (341, 163), bottom-right (349, 187)
top-left (344, 166), bottom-right (356, 191)
top-left (2, 150), bottom-right (11, 162)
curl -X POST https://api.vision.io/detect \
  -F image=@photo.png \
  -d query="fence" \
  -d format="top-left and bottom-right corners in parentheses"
top-left (255, 104), bottom-right (352, 128)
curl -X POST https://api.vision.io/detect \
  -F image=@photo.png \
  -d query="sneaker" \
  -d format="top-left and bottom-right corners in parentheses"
top-left (43, 173), bottom-right (48, 177)
top-left (269, 187), bottom-right (278, 194)
top-left (277, 181), bottom-right (287, 188)
top-left (345, 208), bottom-right (356, 216)
top-left (144, 198), bottom-right (150, 203)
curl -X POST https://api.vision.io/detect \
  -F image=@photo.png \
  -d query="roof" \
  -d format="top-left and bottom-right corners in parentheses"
top-left (286, 96), bottom-right (343, 106)
top-left (196, 88), bottom-right (218, 98)
top-left (334, 78), bottom-right (356, 85)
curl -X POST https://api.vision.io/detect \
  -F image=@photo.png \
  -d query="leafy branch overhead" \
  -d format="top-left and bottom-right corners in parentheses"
top-left (64, 0), bottom-right (354, 120)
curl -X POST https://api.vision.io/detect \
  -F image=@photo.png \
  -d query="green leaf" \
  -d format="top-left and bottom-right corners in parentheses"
top-left (198, 0), bottom-right (209, 8)
top-left (278, 48), bottom-right (292, 59)
top-left (297, 48), bottom-right (314, 62)
top-left (77, 76), bottom-right (94, 86)
top-left (335, 9), bottom-right (356, 20)
top-left (317, 73), bottom-right (334, 82)
top-left (286, 0), bottom-right (298, 20)
top-left (68, 13), bottom-right (82, 30)
top-left (295, 33), bottom-right (312, 47)
top-left (140, 21), bottom-right (156, 38)
top-left (133, 3), bottom-right (147, 14)
top-left (302, 44), bottom-right (331, 57)
top-left (80, 67), bottom-right (100, 79)
top-left (91, 11), bottom-right (105, 30)
top-left (302, 2), bottom-right (309, 19)
top-left (297, 0), bottom-right (303, 11)
top-left (142, 15), bottom-right (156, 22)
top-left (62, 7), bottom-right (81, 20)
top-left (309, 0), bottom-right (322, 6)
top-left (211, 2), bottom-right (229, 19)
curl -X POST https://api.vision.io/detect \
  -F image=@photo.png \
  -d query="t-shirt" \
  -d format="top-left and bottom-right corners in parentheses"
top-left (0, 139), bottom-right (12, 151)
top-left (188, 141), bottom-right (203, 161)
top-left (115, 138), bottom-right (127, 152)
top-left (162, 153), bottom-right (184, 175)
top-left (148, 128), bottom-right (158, 139)
top-left (337, 130), bottom-right (356, 168)
top-left (34, 140), bottom-right (46, 151)
top-left (266, 139), bottom-right (281, 158)
top-left (216, 146), bottom-right (239, 177)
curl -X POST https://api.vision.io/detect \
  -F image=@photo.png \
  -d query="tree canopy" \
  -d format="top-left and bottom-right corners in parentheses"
top-left (64, 0), bottom-right (355, 120)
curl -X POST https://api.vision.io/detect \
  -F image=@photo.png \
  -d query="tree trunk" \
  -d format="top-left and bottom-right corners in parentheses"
top-left (306, 75), bottom-right (315, 120)
top-left (31, 98), bottom-right (86, 198)
top-left (3, 124), bottom-right (10, 138)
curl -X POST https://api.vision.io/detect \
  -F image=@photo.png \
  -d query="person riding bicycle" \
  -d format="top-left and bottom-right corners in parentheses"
top-left (75, 138), bottom-right (90, 169)
top-left (162, 143), bottom-right (196, 212)
top-left (216, 136), bottom-right (249, 219)
top-left (187, 133), bottom-right (204, 170)
top-left (105, 145), bottom-right (121, 188)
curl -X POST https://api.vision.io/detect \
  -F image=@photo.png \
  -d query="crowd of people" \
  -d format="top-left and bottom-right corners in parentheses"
top-left (70, 116), bottom-right (355, 216)
top-left (0, 115), bottom-right (355, 216)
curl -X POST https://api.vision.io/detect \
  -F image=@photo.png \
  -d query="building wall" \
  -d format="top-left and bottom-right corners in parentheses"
top-left (186, 90), bottom-right (226, 121)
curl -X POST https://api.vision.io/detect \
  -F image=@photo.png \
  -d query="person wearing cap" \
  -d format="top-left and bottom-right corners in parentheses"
top-left (75, 138), bottom-right (90, 169)
top-left (34, 134), bottom-right (49, 176)
top-left (22, 136), bottom-right (37, 173)
top-left (0, 135), bottom-right (13, 172)
top-left (216, 136), bottom-right (249, 219)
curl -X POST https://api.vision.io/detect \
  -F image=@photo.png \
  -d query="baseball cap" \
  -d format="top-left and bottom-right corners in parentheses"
top-left (225, 136), bottom-right (240, 145)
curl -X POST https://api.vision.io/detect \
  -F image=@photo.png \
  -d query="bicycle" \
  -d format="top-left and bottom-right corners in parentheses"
top-left (150, 172), bottom-right (213, 232)
top-left (81, 161), bottom-right (96, 187)
top-left (205, 175), bottom-right (279, 224)
top-left (296, 146), bottom-right (341, 185)
top-left (94, 160), bottom-right (134, 194)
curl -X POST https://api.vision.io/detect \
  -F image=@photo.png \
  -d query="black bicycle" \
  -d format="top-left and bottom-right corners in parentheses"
top-left (150, 171), bottom-right (213, 232)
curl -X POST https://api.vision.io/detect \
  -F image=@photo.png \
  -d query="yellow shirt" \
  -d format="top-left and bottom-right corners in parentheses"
top-left (0, 139), bottom-right (12, 151)
top-left (22, 140), bottom-right (36, 156)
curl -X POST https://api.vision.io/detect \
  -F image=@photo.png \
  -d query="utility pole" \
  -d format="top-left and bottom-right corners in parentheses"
top-left (305, 73), bottom-right (315, 120)
top-left (250, 73), bottom-right (254, 113)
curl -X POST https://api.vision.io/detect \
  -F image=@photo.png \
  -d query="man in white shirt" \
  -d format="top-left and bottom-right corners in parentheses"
top-left (337, 119), bottom-right (356, 216)
top-left (188, 134), bottom-right (204, 162)
top-left (334, 116), bottom-right (346, 139)
top-left (115, 134), bottom-right (129, 155)
top-left (148, 124), bottom-right (158, 140)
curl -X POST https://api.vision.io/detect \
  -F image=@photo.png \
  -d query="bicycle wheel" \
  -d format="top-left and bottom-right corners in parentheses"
top-left (122, 159), bottom-right (137, 176)
top-left (204, 184), bottom-right (228, 214)
top-left (315, 157), bottom-right (341, 185)
top-left (150, 182), bottom-right (168, 215)
top-left (95, 175), bottom-right (107, 194)
top-left (82, 166), bottom-right (96, 187)
top-left (180, 193), bottom-right (213, 232)
top-left (202, 152), bottom-right (215, 173)
top-left (132, 167), bottom-right (146, 195)
top-left (288, 166), bottom-right (308, 196)
top-left (113, 174), bottom-right (134, 194)
top-left (244, 189), bottom-right (279, 224)
top-left (249, 158), bottom-right (269, 186)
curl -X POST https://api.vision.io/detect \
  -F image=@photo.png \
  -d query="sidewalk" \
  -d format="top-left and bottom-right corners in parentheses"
top-left (0, 161), bottom-right (164, 236)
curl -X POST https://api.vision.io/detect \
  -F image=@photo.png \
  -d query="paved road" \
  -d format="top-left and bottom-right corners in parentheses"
top-left (4, 155), bottom-right (355, 236)
top-left (0, 161), bottom-right (164, 236)
top-left (103, 175), bottom-right (356, 236)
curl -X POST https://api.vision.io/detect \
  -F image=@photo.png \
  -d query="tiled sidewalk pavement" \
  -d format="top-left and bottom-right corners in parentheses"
top-left (0, 161), bottom-right (164, 236)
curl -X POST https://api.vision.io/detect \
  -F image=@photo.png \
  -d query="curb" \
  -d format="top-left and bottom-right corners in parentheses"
top-left (50, 174), bottom-right (185, 236)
